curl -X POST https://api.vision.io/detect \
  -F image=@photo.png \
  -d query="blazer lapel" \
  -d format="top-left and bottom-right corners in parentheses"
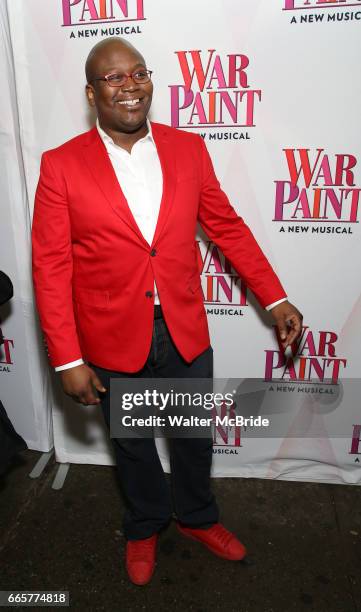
top-left (150, 122), bottom-right (177, 247)
top-left (81, 124), bottom-right (177, 248)
top-left (81, 127), bottom-right (149, 246)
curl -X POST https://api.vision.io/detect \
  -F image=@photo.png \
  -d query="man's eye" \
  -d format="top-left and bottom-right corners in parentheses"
top-left (134, 71), bottom-right (147, 78)
top-left (108, 74), bottom-right (122, 82)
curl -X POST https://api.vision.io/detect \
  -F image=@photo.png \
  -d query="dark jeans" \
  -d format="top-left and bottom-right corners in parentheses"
top-left (90, 314), bottom-right (219, 540)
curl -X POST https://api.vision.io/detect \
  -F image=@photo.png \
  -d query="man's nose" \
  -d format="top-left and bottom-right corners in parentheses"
top-left (121, 76), bottom-right (138, 91)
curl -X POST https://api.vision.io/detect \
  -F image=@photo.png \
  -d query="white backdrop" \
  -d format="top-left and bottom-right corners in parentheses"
top-left (1, 0), bottom-right (361, 482)
top-left (0, 1), bottom-right (53, 451)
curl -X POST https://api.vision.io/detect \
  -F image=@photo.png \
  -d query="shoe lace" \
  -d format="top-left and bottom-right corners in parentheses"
top-left (127, 536), bottom-right (156, 562)
top-left (209, 524), bottom-right (234, 548)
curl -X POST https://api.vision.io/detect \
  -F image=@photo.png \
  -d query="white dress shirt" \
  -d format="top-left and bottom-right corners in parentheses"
top-left (55, 122), bottom-right (286, 371)
top-left (98, 119), bottom-right (163, 255)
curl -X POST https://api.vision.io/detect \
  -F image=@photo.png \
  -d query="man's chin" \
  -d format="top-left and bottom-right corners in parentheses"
top-left (114, 118), bottom-right (148, 135)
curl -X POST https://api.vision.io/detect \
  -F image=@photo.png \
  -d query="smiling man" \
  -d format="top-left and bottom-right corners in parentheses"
top-left (32, 37), bottom-right (303, 586)
top-left (85, 38), bottom-right (152, 151)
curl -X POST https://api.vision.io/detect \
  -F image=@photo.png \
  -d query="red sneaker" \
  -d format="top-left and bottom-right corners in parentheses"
top-left (177, 522), bottom-right (247, 560)
top-left (125, 534), bottom-right (158, 585)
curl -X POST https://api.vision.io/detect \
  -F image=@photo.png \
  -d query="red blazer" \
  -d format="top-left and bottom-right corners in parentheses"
top-left (32, 122), bottom-right (287, 372)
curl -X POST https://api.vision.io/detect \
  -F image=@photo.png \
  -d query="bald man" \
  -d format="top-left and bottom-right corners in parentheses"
top-left (32, 37), bottom-right (302, 585)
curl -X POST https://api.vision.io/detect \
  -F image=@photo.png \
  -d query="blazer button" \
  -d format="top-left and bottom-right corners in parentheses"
top-left (145, 291), bottom-right (153, 298)
top-left (150, 248), bottom-right (157, 257)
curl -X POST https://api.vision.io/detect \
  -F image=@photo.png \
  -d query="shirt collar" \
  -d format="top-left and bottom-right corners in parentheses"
top-left (96, 118), bottom-right (155, 150)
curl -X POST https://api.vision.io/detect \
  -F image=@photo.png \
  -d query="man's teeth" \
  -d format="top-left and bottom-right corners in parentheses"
top-left (118, 99), bottom-right (140, 106)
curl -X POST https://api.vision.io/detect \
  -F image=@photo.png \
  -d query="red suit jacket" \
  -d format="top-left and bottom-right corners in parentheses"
top-left (32, 122), bottom-right (287, 372)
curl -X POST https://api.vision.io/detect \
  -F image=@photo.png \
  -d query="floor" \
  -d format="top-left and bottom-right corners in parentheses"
top-left (0, 449), bottom-right (360, 612)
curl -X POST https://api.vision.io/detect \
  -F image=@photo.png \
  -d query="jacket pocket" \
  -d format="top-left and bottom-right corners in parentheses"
top-left (73, 287), bottom-right (110, 310)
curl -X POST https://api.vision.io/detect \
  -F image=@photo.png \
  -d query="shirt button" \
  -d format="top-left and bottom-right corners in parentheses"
top-left (145, 291), bottom-right (153, 298)
top-left (150, 248), bottom-right (157, 257)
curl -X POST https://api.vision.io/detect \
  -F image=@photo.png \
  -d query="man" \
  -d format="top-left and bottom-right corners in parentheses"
top-left (32, 37), bottom-right (302, 586)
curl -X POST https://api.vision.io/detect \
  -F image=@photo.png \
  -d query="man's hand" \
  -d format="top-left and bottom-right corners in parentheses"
top-left (59, 364), bottom-right (106, 405)
top-left (269, 300), bottom-right (303, 349)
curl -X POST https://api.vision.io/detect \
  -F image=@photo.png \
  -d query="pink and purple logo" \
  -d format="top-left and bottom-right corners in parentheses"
top-left (265, 325), bottom-right (347, 383)
top-left (212, 402), bottom-right (242, 450)
top-left (274, 149), bottom-right (360, 225)
top-left (284, 0), bottom-right (360, 9)
top-left (197, 241), bottom-right (247, 315)
top-left (169, 49), bottom-right (261, 130)
top-left (350, 424), bottom-right (361, 457)
top-left (0, 325), bottom-right (14, 372)
top-left (283, 0), bottom-right (361, 22)
top-left (61, 0), bottom-right (145, 26)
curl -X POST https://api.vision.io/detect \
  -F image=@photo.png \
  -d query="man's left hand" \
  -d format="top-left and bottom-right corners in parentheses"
top-left (269, 300), bottom-right (303, 349)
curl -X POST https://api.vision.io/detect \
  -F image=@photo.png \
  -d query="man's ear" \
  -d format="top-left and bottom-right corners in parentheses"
top-left (86, 84), bottom-right (95, 107)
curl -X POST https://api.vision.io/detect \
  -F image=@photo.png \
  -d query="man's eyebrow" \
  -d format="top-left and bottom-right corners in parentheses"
top-left (107, 63), bottom-right (146, 72)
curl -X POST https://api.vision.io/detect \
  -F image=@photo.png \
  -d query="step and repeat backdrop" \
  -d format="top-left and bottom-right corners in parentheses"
top-left (0, 0), bottom-right (360, 483)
